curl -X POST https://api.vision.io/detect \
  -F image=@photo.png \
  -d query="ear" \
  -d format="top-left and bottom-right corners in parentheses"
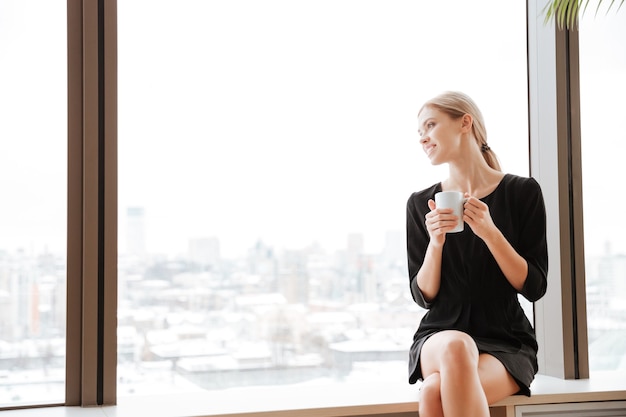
top-left (460, 113), bottom-right (473, 133)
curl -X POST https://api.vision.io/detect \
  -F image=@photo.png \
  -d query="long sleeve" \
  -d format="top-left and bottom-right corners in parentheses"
top-left (406, 185), bottom-right (438, 309)
top-left (515, 177), bottom-right (548, 302)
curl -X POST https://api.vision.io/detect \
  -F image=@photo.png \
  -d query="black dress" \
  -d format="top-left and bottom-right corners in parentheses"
top-left (406, 174), bottom-right (548, 396)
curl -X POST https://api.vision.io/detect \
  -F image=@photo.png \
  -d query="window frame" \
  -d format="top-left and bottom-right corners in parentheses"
top-left (66, 0), bottom-right (117, 406)
top-left (527, 0), bottom-right (589, 379)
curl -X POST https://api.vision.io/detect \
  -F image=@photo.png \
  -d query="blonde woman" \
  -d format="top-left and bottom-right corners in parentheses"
top-left (406, 91), bottom-right (548, 417)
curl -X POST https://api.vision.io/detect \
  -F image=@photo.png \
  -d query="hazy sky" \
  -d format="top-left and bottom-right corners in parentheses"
top-left (117, 0), bottom-right (529, 257)
top-left (1, 1), bottom-right (625, 259)
top-left (0, 1), bottom-right (66, 254)
top-left (578, 9), bottom-right (626, 257)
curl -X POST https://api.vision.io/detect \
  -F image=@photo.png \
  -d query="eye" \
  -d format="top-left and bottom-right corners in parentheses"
top-left (419, 120), bottom-right (435, 137)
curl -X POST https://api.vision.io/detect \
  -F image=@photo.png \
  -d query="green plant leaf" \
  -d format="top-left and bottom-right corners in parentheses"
top-left (543, 0), bottom-right (625, 29)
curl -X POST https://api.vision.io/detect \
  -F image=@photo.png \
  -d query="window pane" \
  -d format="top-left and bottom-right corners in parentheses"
top-left (0, 1), bottom-right (67, 407)
top-left (118, 0), bottom-right (528, 396)
top-left (580, 8), bottom-right (626, 374)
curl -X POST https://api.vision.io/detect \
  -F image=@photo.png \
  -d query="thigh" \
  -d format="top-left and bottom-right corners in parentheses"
top-left (477, 353), bottom-right (521, 404)
top-left (419, 330), bottom-right (478, 378)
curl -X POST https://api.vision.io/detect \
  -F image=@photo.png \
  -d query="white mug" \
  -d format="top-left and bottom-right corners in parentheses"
top-left (434, 191), bottom-right (465, 233)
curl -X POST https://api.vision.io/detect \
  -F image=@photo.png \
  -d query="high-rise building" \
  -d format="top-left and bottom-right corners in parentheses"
top-left (382, 229), bottom-right (405, 268)
top-left (126, 207), bottom-right (146, 257)
top-left (188, 237), bottom-right (220, 268)
top-left (346, 233), bottom-right (364, 266)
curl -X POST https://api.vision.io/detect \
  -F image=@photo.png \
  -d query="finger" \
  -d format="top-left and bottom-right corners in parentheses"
top-left (464, 209), bottom-right (482, 223)
top-left (466, 196), bottom-right (487, 210)
top-left (434, 217), bottom-right (460, 230)
top-left (464, 205), bottom-right (478, 218)
top-left (464, 196), bottom-right (477, 208)
top-left (428, 199), bottom-right (436, 210)
top-left (426, 214), bottom-right (454, 229)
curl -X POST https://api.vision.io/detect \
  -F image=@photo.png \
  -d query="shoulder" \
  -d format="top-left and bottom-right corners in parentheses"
top-left (407, 183), bottom-right (440, 208)
top-left (501, 173), bottom-right (542, 195)
top-left (499, 174), bottom-right (546, 219)
top-left (406, 183), bottom-right (440, 229)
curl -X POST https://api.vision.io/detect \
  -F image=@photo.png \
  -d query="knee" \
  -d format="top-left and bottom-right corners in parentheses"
top-left (440, 333), bottom-right (478, 368)
top-left (419, 372), bottom-right (442, 415)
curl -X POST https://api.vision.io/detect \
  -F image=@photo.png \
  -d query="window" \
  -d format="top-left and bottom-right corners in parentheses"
top-left (579, 6), bottom-right (626, 374)
top-left (10, 1), bottom-right (609, 412)
top-left (118, 0), bottom-right (529, 396)
top-left (0, 1), bottom-right (67, 407)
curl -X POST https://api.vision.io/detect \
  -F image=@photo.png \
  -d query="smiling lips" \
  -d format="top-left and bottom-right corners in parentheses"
top-left (424, 144), bottom-right (436, 157)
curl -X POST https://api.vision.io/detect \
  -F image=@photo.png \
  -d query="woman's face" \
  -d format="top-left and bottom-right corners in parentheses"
top-left (417, 106), bottom-right (463, 165)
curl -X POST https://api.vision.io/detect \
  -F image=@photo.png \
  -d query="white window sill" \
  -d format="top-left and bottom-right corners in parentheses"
top-left (3, 372), bottom-right (626, 417)
top-left (493, 371), bottom-right (626, 407)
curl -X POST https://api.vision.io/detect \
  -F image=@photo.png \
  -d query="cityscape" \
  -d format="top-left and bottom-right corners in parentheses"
top-left (1, 206), bottom-right (626, 405)
top-left (118, 206), bottom-right (418, 395)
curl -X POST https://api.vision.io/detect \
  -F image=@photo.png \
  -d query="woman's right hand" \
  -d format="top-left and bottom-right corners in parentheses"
top-left (425, 199), bottom-right (459, 247)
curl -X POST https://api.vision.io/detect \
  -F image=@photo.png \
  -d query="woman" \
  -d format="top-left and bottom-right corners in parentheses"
top-left (406, 91), bottom-right (548, 417)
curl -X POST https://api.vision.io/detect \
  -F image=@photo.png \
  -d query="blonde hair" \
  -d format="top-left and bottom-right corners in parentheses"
top-left (419, 91), bottom-right (501, 171)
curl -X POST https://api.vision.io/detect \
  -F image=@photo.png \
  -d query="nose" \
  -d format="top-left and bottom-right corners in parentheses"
top-left (419, 134), bottom-right (429, 144)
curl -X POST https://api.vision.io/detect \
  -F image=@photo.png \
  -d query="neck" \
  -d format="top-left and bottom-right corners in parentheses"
top-left (444, 159), bottom-right (502, 198)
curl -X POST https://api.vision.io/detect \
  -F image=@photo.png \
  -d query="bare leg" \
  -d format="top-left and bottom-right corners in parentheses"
top-left (418, 372), bottom-right (443, 417)
top-left (419, 330), bottom-right (489, 417)
top-left (477, 353), bottom-right (521, 404)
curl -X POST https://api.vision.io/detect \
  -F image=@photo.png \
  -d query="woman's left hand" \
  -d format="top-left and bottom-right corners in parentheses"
top-left (463, 193), bottom-right (498, 242)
